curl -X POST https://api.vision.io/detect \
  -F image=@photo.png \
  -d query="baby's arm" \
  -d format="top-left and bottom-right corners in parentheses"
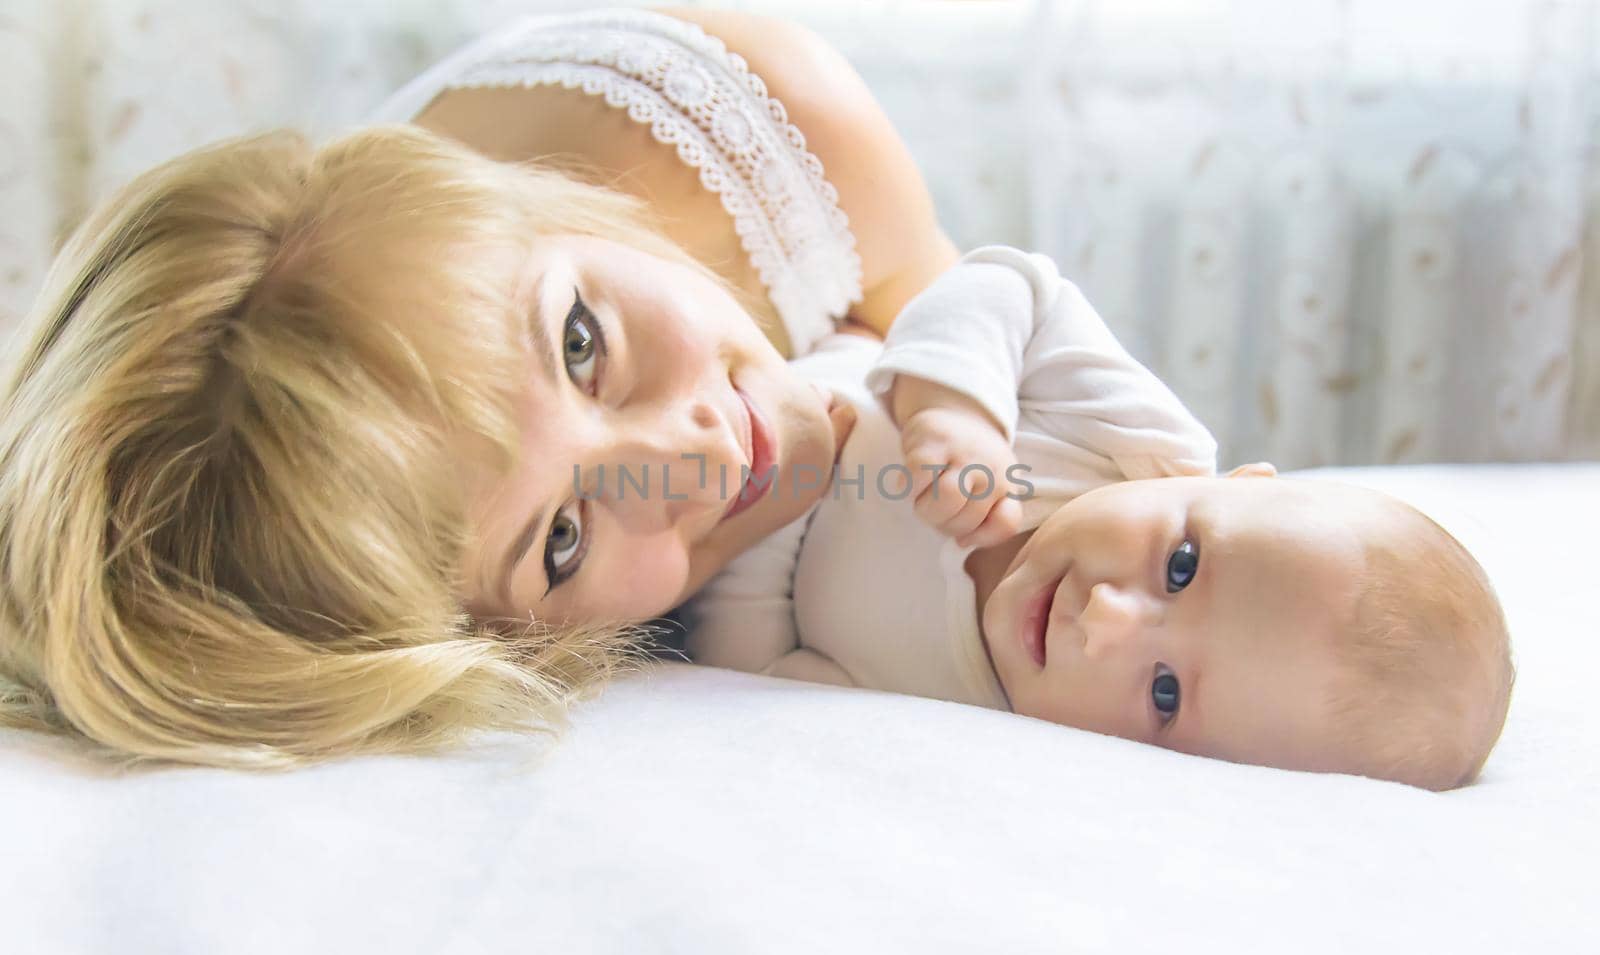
top-left (865, 246), bottom-right (1038, 445)
top-left (859, 249), bottom-right (1039, 548)
top-left (865, 246), bottom-right (1216, 486)
top-left (879, 373), bottom-right (1023, 548)
top-left (1009, 257), bottom-right (1217, 481)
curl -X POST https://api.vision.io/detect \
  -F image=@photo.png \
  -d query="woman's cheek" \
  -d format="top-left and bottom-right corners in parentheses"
top-left (603, 538), bottom-right (693, 620)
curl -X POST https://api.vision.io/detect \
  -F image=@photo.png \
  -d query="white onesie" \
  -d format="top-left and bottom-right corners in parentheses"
top-left (679, 246), bottom-right (1218, 708)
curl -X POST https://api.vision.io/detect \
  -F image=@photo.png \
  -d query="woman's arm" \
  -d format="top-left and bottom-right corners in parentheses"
top-left (651, 6), bottom-right (961, 337)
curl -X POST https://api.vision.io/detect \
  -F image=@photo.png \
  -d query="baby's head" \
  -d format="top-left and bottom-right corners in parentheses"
top-left (980, 466), bottom-right (1513, 790)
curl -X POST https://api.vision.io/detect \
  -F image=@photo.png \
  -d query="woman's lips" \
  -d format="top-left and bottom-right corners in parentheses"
top-left (1018, 576), bottom-right (1062, 670)
top-left (720, 385), bottom-right (774, 523)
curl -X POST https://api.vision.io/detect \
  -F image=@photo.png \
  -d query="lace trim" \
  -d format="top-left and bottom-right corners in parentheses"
top-left (395, 9), bottom-right (864, 354)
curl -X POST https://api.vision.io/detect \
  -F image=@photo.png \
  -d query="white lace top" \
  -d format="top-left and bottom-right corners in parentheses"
top-left (370, 8), bottom-right (864, 356)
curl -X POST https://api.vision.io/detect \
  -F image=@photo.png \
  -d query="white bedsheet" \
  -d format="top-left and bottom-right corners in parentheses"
top-left (2, 464), bottom-right (1595, 954)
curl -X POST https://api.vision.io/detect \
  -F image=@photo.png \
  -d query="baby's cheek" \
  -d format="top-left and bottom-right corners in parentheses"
top-left (1013, 686), bottom-right (1075, 727)
top-left (1017, 678), bottom-right (1135, 742)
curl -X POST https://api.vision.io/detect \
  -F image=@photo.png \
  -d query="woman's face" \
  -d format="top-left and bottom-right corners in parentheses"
top-left (457, 234), bottom-right (852, 628)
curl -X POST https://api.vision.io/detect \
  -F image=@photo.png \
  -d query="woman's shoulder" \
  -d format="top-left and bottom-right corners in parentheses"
top-left (401, 7), bottom-right (958, 351)
top-left (648, 7), bottom-right (960, 335)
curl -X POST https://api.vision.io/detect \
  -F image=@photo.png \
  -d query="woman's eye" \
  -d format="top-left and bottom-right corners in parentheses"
top-left (1165, 539), bottom-right (1198, 593)
top-left (544, 501), bottom-right (587, 586)
top-left (562, 291), bottom-right (605, 392)
top-left (1151, 665), bottom-right (1181, 722)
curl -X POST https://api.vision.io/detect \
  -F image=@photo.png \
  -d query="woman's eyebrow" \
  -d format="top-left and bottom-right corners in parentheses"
top-left (522, 269), bottom-right (557, 385)
top-left (497, 510), bottom-right (548, 608)
top-left (493, 271), bottom-right (563, 607)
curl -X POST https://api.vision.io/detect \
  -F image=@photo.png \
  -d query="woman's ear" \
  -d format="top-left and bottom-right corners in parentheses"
top-left (1225, 461), bottom-right (1278, 479)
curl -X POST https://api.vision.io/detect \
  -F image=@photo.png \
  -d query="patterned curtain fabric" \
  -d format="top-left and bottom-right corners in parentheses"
top-left (2, 0), bottom-right (1594, 467)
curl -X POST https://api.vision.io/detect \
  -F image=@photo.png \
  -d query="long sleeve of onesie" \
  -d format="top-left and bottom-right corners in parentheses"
top-left (863, 245), bottom-right (1217, 521)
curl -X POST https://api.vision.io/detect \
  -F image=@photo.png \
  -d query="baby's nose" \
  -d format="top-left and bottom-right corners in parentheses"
top-left (1079, 582), bottom-right (1157, 658)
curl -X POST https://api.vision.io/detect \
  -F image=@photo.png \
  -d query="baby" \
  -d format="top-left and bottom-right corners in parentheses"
top-left (681, 246), bottom-right (1514, 791)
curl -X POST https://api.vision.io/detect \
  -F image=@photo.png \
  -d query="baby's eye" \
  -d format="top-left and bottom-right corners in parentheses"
top-left (563, 291), bottom-right (605, 392)
top-left (1151, 664), bottom-right (1181, 722)
top-left (1165, 539), bottom-right (1198, 593)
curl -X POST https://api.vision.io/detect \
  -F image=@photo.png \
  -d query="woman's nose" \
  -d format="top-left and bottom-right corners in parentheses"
top-left (1079, 582), bottom-right (1159, 659)
top-left (597, 398), bottom-right (735, 533)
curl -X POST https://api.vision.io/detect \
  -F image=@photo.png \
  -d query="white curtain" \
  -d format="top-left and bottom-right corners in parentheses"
top-left (2, 0), bottom-right (1595, 468)
top-left (1021, 0), bottom-right (1600, 468)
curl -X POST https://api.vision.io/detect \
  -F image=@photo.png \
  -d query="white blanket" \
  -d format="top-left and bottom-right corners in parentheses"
top-left (2, 464), bottom-right (1594, 953)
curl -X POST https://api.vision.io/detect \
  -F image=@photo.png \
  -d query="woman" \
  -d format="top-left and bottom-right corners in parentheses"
top-left (0, 7), bottom-right (957, 767)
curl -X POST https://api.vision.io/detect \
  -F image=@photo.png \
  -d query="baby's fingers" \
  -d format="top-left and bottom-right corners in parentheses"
top-left (935, 486), bottom-right (997, 542)
top-left (911, 462), bottom-right (968, 528)
top-left (957, 495), bottom-right (1024, 549)
top-left (901, 438), bottom-right (948, 501)
top-left (923, 463), bottom-right (1011, 541)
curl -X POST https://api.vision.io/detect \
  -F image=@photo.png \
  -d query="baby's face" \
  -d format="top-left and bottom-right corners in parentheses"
top-left (980, 471), bottom-right (1377, 775)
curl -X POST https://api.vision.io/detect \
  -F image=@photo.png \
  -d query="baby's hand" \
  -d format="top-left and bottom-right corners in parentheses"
top-left (890, 375), bottom-right (1024, 549)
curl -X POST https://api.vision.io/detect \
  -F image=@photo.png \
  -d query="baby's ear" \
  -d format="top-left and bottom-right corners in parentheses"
top-left (1226, 461), bottom-right (1278, 479)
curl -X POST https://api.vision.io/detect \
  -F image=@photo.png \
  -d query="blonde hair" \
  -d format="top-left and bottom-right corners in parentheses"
top-left (1330, 501), bottom-right (1515, 791)
top-left (0, 124), bottom-right (721, 769)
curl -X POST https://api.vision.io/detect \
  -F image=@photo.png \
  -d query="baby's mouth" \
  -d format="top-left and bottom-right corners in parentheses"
top-left (1018, 576), bottom-right (1062, 670)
